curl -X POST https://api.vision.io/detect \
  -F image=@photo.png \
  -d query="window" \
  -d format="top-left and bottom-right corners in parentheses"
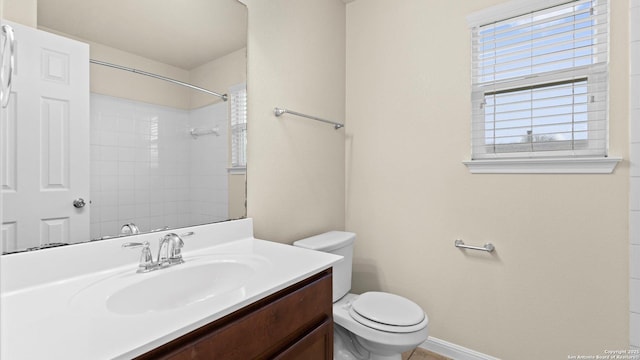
top-left (469, 0), bottom-right (609, 163)
top-left (229, 83), bottom-right (247, 169)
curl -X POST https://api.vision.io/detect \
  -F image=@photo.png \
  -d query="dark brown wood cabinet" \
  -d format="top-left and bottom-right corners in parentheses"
top-left (136, 269), bottom-right (333, 360)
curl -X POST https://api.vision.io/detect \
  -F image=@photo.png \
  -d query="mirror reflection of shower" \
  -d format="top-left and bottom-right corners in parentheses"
top-left (87, 67), bottom-right (240, 242)
top-left (2, 0), bottom-right (248, 254)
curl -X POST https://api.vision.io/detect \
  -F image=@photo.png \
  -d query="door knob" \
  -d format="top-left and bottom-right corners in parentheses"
top-left (73, 198), bottom-right (86, 208)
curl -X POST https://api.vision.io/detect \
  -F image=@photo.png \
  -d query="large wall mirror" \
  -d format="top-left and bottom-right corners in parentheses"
top-left (2, 0), bottom-right (248, 254)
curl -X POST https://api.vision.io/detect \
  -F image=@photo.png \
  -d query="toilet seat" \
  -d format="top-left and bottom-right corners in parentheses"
top-left (348, 292), bottom-right (427, 333)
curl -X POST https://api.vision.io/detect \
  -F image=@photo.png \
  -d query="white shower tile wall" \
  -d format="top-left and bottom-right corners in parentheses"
top-left (90, 94), bottom-right (228, 240)
top-left (189, 104), bottom-right (229, 225)
top-left (630, 0), bottom-right (640, 348)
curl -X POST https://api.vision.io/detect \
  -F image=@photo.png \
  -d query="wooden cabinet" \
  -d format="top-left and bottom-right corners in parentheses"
top-left (136, 269), bottom-right (333, 360)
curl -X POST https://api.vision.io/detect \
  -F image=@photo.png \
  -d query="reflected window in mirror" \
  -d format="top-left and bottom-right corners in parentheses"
top-left (230, 83), bottom-right (247, 171)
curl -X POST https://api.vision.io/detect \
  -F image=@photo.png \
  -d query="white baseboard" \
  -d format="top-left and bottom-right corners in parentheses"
top-left (419, 337), bottom-right (501, 360)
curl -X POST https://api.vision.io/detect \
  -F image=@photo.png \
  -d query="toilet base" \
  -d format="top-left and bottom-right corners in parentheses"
top-left (333, 324), bottom-right (408, 360)
top-left (334, 323), bottom-right (369, 360)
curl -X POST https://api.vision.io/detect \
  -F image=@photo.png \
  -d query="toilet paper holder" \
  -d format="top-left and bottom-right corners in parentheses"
top-left (454, 239), bottom-right (495, 253)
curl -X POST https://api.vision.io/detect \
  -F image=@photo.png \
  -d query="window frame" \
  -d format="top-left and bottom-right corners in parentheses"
top-left (474, 77), bottom-right (595, 158)
top-left (465, 0), bottom-right (620, 173)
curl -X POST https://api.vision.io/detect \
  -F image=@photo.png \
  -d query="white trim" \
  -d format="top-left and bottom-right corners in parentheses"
top-left (466, 0), bottom-right (577, 27)
top-left (229, 82), bottom-right (247, 168)
top-left (463, 157), bottom-right (622, 174)
top-left (419, 337), bottom-right (502, 360)
top-left (228, 82), bottom-right (246, 93)
top-left (227, 166), bottom-right (246, 175)
top-left (630, 0), bottom-right (640, 347)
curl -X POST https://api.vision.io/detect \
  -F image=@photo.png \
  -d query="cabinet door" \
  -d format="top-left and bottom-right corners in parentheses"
top-left (273, 319), bottom-right (333, 360)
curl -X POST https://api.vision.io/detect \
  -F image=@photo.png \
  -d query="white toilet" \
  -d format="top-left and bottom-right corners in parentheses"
top-left (294, 231), bottom-right (429, 360)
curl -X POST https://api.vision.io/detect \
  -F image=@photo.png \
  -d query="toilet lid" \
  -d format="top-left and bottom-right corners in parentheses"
top-left (349, 292), bottom-right (427, 333)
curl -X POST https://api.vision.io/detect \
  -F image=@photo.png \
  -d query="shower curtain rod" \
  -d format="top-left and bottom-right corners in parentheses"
top-left (89, 59), bottom-right (228, 101)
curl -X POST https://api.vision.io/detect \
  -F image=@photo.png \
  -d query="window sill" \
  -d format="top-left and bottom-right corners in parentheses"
top-left (227, 167), bottom-right (246, 175)
top-left (463, 157), bottom-right (622, 174)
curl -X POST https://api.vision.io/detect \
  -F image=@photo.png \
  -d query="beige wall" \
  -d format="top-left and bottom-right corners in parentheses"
top-left (346, 0), bottom-right (629, 358)
top-left (229, 173), bottom-right (246, 219)
top-left (2, 0), bottom-right (35, 27)
top-left (244, 0), bottom-right (346, 242)
top-left (190, 47), bottom-right (247, 109)
top-left (87, 39), bottom-right (191, 109)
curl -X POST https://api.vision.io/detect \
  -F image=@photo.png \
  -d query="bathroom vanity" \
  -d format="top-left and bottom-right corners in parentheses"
top-left (137, 269), bottom-right (333, 359)
top-left (0, 219), bottom-right (340, 359)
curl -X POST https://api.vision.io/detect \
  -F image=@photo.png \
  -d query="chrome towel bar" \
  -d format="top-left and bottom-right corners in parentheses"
top-left (274, 107), bottom-right (344, 130)
top-left (454, 239), bottom-right (495, 253)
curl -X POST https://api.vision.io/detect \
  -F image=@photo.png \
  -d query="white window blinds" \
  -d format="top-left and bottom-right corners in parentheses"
top-left (229, 83), bottom-right (247, 168)
top-left (470, 0), bottom-right (608, 159)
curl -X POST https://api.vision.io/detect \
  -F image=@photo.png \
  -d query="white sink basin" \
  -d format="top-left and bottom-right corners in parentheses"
top-left (108, 261), bottom-right (254, 315)
top-left (71, 255), bottom-right (270, 315)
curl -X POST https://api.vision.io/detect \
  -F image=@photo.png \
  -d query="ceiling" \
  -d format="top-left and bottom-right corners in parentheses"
top-left (37, 0), bottom-right (248, 70)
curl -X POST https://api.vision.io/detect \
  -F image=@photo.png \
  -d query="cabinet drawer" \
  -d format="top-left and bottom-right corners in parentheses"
top-left (273, 318), bottom-right (333, 360)
top-left (137, 269), bottom-right (333, 360)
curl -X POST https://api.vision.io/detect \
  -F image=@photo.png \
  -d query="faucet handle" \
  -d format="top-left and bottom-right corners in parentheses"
top-left (149, 226), bottom-right (170, 233)
top-left (122, 241), bottom-right (147, 249)
top-left (122, 241), bottom-right (155, 273)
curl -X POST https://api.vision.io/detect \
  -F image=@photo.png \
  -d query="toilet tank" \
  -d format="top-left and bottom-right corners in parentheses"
top-left (293, 231), bottom-right (355, 302)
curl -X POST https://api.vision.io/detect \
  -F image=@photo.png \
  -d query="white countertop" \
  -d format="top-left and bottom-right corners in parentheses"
top-left (0, 219), bottom-right (341, 360)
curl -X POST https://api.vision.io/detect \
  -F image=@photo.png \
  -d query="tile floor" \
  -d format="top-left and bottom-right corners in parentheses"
top-left (402, 348), bottom-right (452, 360)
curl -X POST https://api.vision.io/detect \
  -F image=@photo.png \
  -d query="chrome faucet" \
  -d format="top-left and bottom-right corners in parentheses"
top-left (122, 241), bottom-right (155, 273)
top-left (122, 232), bottom-right (193, 273)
